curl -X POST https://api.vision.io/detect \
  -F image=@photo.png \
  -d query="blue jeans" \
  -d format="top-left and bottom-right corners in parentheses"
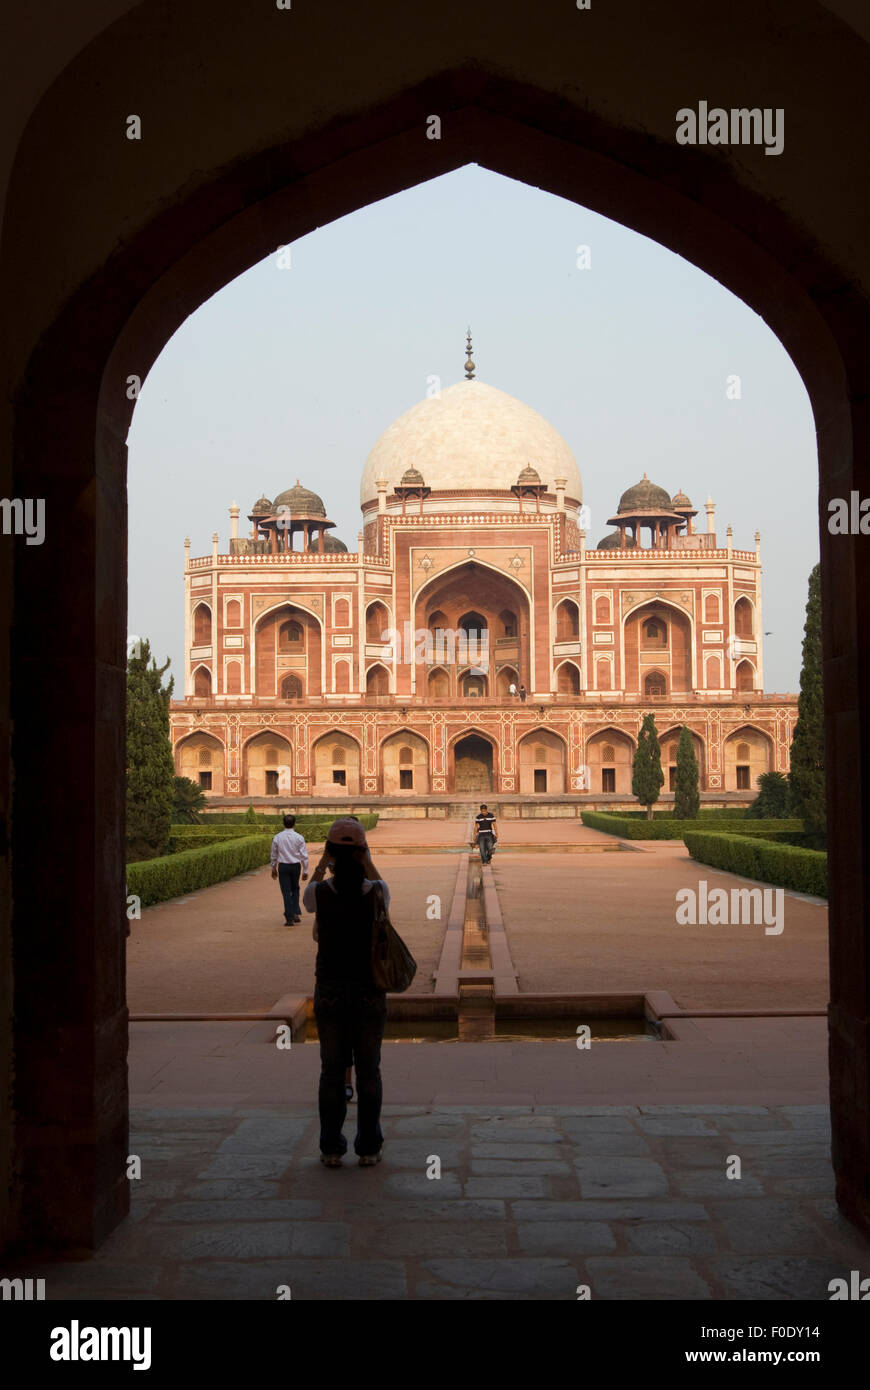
top-left (477, 832), bottom-right (494, 864)
top-left (314, 980), bottom-right (387, 1156)
top-left (277, 862), bottom-right (301, 921)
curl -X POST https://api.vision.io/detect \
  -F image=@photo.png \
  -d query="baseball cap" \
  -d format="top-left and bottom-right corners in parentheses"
top-left (327, 817), bottom-right (368, 847)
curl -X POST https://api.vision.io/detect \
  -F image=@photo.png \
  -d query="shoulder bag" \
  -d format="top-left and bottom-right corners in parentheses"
top-left (370, 881), bottom-right (417, 992)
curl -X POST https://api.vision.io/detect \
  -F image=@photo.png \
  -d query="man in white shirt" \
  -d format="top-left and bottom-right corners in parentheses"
top-left (270, 813), bottom-right (309, 926)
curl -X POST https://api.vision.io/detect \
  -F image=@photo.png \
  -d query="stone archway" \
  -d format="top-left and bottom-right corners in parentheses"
top-left (518, 729), bottom-right (567, 795)
top-left (5, 8), bottom-right (870, 1253)
top-left (243, 731), bottom-right (293, 797)
top-left (453, 734), bottom-right (494, 793)
top-left (381, 730), bottom-right (430, 795)
top-left (311, 731), bottom-right (361, 795)
top-left (586, 729), bottom-right (635, 795)
top-left (175, 732), bottom-right (226, 796)
top-left (723, 725), bottom-right (773, 794)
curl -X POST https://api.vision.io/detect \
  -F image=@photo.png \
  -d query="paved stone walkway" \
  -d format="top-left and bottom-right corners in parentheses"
top-left (78, 816), bottom-right (854, 1301)
top-left (12, 1101), bottom-right (869, 1300)
top-left (493, 845), bottom-right (827, 1008)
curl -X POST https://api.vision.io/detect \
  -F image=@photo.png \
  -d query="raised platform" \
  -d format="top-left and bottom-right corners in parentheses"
top-left (201, 792), bottom-right (755, 820)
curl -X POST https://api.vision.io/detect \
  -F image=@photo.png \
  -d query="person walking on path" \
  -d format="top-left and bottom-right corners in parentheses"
top-left (303, 818), bottom-right (389, 1168)
top-left (473, 803), bottom-right (498, 864)
top-left (270, 813), bottom-right (309, 925)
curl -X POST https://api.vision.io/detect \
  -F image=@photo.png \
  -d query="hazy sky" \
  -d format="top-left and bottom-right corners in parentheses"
top-left (127, 164), bottom-right (818, 693)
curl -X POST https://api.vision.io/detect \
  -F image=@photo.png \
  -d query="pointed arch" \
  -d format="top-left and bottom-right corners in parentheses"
top-left (366, 662), bottom-right (391, 695)
top-left (174, 730), bottom-right (225, 793)
top-left (380, 729), bottom-right (430, 794)
top-left (312, 730), bottom-right (362, 794)
top-left (427, 665), bottom-right (450, 698)
top-left (555, 659), bottom-right (580, 695)
top-left (555, 598), bottom-right (579, 641)
top-left (517, 727), bottom-right (567, 795)
top-left (192, 602), bottom-right (212, 646)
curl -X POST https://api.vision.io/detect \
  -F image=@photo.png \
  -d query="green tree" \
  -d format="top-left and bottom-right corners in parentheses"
top-left (673, 725), bottom-right (700, 819)
top-left (172, 775), bottom-right (207, 824)
top-left (789, 564), bottom-right (826, 839)
top-left (746, 770), bottom-right (791, 819)
top-left (632, 713), bottom-right (665, 820)
top-left (244, 803), bottom-right (258, 824)
top-left (126, 639), bottom-right (175, 861)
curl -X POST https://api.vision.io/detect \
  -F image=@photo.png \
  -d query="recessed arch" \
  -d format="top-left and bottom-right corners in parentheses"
top-left (253, 600), bottom-right (323, 698)
top-left (735, 659), bottom-right (757, 693)
top-left (366, 661), bottom-right (391, 695)
top-left (191, 663), bottom-right (212, 698)
top-left (451, 730), bottom-right (496, 794)
top-left (555, 598), bottom-right (579, 641)
top-left (585, 727), bottom-right (635, 795)
top-left (555, 659), bottom-right (581, 695)
top-left (734, 595), bottom-right (755, 638)
top-left (517, 727), bottom-right (567, 795)
top-left (427, 665), bottom-right (450, 698)
top-left (243, 730), bottom-right (293, 797)
top-left (723, 723), bottom-right (774, 792)
top-left (311, 730), bottom-right (362, 794)
top-left (365, 600), bottom-right (391, 643)
top-left (624, 598), bottom-right (693, 696)
top-left (174, 730), bottom-right (225, 794)
top-left (192, 601), bottom-right (212, 646)
top-left (496, 664), bottom-right (519, 696)
top-left (380, 729), bottom-right (430, 794)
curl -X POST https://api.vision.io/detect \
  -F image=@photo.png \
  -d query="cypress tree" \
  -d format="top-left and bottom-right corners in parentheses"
top-left (632, 712), bottom-right (665, 820)
top-left (673, 725), bottom-right (700, 819)
top-left (789, 564), bottom-right (825, 839)
top-left (126, 638), bottom-right (175, 861)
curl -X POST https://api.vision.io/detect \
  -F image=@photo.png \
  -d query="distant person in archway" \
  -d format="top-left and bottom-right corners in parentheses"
top-left (519, 684), bottom-right (528, 702)
top-left (270, 813), bottom-right (309, 925)
top-left (303, 818), bottom-right (389, 1167)
top-left (508, 681), bottom-right (517, 697)
top-left (473, 804), bottom-right (498, 864)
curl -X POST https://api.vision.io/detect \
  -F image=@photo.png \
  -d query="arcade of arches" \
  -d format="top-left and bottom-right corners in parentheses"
top-left (171, 713), bottom-right (780, 797)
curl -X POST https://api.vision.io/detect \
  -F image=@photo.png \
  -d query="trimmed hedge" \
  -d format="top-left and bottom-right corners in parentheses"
top-left (683, 831), bottom-right (828, 898)
top-left (618, 808), bottom-right (748, 820)
top-left (170, 812), bottom-right (378, 850)
top-left (581, 811), bottom-right (801, 841)
top-left (198, 811), bottom-right (379, 832)
top-left (127, 835), bottom-right (273, 908)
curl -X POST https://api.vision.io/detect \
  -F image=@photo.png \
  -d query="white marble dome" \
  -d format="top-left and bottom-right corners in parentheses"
top-left (360, 379), bottom-right (582, 506)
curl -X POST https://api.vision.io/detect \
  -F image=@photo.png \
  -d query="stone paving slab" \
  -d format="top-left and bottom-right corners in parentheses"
top-left (8, 1103), bottom-right (870, 1302)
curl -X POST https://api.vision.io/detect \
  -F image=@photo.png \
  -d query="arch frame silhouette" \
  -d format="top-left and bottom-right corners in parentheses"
top-left (6, 54), bottom-right (870, 1251)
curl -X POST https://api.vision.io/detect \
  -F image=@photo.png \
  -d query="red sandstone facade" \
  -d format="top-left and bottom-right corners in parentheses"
top-left (169, 376), bottom-right (797, 802)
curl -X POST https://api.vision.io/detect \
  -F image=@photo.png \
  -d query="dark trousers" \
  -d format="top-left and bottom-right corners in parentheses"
top-left (477, 832), bottom-right (494, 864)
top-left (277, 862), bottom-right (301, 922)
top-left (314, 979), bottom-right (387, 1156)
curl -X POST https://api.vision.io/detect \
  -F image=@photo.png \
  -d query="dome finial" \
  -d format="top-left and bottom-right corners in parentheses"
top-left (464, 327), bottom-right (475, 380)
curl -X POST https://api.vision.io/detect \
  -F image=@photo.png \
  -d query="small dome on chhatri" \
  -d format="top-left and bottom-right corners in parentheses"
top-left (272, 480), bottom-right (327, 517)
top-left (322, 533), bottom-right (348, 553)
top-left (671, 489), bottom-right (693, 509)
top-left (596, 529), bottom-right (637, 550)
top-left (617, 473), bottom-right (674, 514)
top-left (399, 466), bottom-right (426, 487)
top-left (251, 493), bottom-right (273, 516)
top-left (516, 464), bottom-right (542, 486)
